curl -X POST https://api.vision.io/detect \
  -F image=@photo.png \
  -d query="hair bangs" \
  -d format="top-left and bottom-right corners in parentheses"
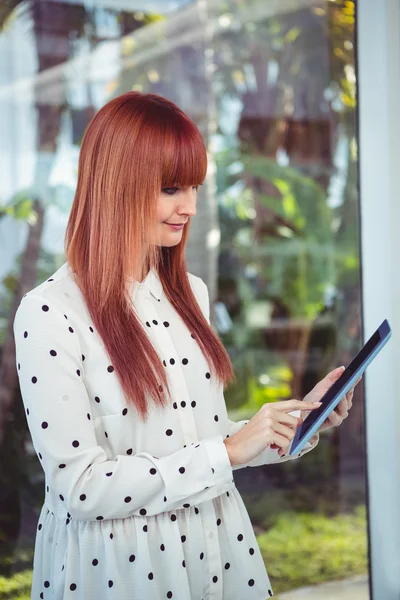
top-left (161, 118), bottom-right (207, 188)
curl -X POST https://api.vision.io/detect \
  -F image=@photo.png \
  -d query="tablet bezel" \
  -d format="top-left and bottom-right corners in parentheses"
top-left (289, 319), bottom-right (392, 455)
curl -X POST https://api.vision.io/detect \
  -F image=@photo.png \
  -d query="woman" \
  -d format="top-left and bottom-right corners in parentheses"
top-left (13, 91), bottom-right (356, 600)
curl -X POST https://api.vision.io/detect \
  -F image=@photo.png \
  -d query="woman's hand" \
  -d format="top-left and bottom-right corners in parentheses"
top-left (301, 366), bottom-right (362, 433)
top-left (224, 399), bottom-right (322, 466)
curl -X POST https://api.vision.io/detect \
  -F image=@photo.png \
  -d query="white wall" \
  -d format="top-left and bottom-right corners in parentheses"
top-left (357, 1), bottom-right (400, 598)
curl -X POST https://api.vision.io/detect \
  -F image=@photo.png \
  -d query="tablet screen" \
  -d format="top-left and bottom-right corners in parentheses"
top-left (297, 329), bottom-right (381, 441)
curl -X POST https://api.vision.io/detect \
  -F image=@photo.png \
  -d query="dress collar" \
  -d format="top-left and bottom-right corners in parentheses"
top-left (62, 261), bottom-right (163, 302)
top-left (127, 267), bottom-right (163, 302)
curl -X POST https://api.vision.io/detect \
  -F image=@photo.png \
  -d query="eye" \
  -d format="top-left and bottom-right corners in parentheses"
top-left (162, 187), bottom-right (179, 195)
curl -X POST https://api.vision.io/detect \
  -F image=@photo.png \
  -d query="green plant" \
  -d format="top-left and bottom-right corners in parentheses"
top-left (257, 506), bottom-right (368, 594)
top-left (0, 569), bottom-right (32, 600)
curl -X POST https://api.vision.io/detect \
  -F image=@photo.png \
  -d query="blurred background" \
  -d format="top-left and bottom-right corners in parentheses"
top-left (0, 0), bottom-right (397, 598)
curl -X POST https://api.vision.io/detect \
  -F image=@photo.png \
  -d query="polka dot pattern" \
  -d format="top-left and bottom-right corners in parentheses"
top-left (11, 264), bottom-right (314, 599)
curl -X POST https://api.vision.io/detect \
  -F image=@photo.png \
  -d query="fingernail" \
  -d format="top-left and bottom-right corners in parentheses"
top-left (313, 401), bottom-right (322, 404)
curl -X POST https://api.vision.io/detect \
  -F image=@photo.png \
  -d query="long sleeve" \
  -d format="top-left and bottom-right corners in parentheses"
top-left (13, 293), bottom-right (233, 522)
top-left (227, 417), bottom-right (319, 471)
top-left (195, 277), bottom-right (319, 471)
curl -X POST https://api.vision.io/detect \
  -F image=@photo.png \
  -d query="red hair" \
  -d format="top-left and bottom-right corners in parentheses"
top-left (65, 91), bottom-right (235, 420)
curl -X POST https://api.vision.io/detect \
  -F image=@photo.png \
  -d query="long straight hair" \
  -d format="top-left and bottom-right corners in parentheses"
top-left (65, 91), bottom-right (236, 420)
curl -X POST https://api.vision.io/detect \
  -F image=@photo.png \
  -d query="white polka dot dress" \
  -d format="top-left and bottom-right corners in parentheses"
top-left (13, 261), bottom-right (318, 600)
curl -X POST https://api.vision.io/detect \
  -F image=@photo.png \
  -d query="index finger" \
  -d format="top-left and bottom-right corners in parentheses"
top-left (273, 400), bottom-right (322, 412)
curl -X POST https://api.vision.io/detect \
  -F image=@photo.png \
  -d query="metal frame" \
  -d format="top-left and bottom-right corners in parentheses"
top-left (357, 1), bottom-right (400, 598)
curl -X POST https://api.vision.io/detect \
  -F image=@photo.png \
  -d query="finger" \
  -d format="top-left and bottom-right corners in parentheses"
top-left (274, 412), bottom-right (302, 429)
top-left (328, 411), bottom-right (344, 426)
top-left (306, 367), bottom-right (345, 400)
top-left (327, 410), bottom-right (340, 425)
top-left (269, 431), bottom-right (293, 452)
top-left (323, 366), bottom-right (345, 378)
top-left (273, 400), bottom-right (322, 412)
top-left (325, 366), bottom-right (346, 383)
top-left (336, 399), bottom-right (349, 418)
top-left (334, 399), bottom-right (345, 417)
top-left (272, 422), bottom-right (297, 441)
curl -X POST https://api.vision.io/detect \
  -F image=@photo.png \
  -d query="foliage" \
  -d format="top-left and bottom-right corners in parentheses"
top-left (240, 154), bottom-right (332, 242)
top-left (0, 568), bottom-right (31, 600)
top-left (0, 196), bottom-right (35, 222)
top-left (257, 506), bottom-right (367, 594)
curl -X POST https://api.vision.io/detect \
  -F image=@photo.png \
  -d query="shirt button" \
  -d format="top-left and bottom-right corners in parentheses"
top-left (208, 532), bottom-right (213, 539)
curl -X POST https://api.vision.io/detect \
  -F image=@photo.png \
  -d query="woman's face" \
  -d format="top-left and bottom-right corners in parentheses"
top-left (156, 185), bottom-right (199, 246)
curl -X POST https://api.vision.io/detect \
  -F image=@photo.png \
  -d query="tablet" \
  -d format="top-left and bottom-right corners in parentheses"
top-left (289, 319), bottom-right (392, 455)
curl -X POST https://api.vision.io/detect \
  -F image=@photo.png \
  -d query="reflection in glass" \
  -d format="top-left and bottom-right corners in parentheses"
top-left (0, 1), bottom-right (367, 598)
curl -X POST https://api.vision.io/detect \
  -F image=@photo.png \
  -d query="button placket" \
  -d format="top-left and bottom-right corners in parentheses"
top-left (202, 503), bottom-right (223, 600)
top-left (142, 295), bottom-right (199, 443)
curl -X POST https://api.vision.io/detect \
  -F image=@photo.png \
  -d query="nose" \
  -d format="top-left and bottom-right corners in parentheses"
top-left (177, 187), bottom-right (197, 218)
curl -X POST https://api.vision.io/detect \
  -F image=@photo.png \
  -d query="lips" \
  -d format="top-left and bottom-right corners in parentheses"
top-left (164, 222), bottom-right (185, 230)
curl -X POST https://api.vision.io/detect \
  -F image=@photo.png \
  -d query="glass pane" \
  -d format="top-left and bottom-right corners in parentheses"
top-left (1, 1), bottom-right (367, 598)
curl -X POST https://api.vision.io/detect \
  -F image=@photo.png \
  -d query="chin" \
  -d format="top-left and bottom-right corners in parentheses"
top-left (161, 239), bottom-right (182, 247)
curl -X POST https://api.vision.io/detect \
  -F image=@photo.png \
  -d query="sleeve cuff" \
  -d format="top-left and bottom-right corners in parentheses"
top-left (203, 434), bottom-right (233, 485)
